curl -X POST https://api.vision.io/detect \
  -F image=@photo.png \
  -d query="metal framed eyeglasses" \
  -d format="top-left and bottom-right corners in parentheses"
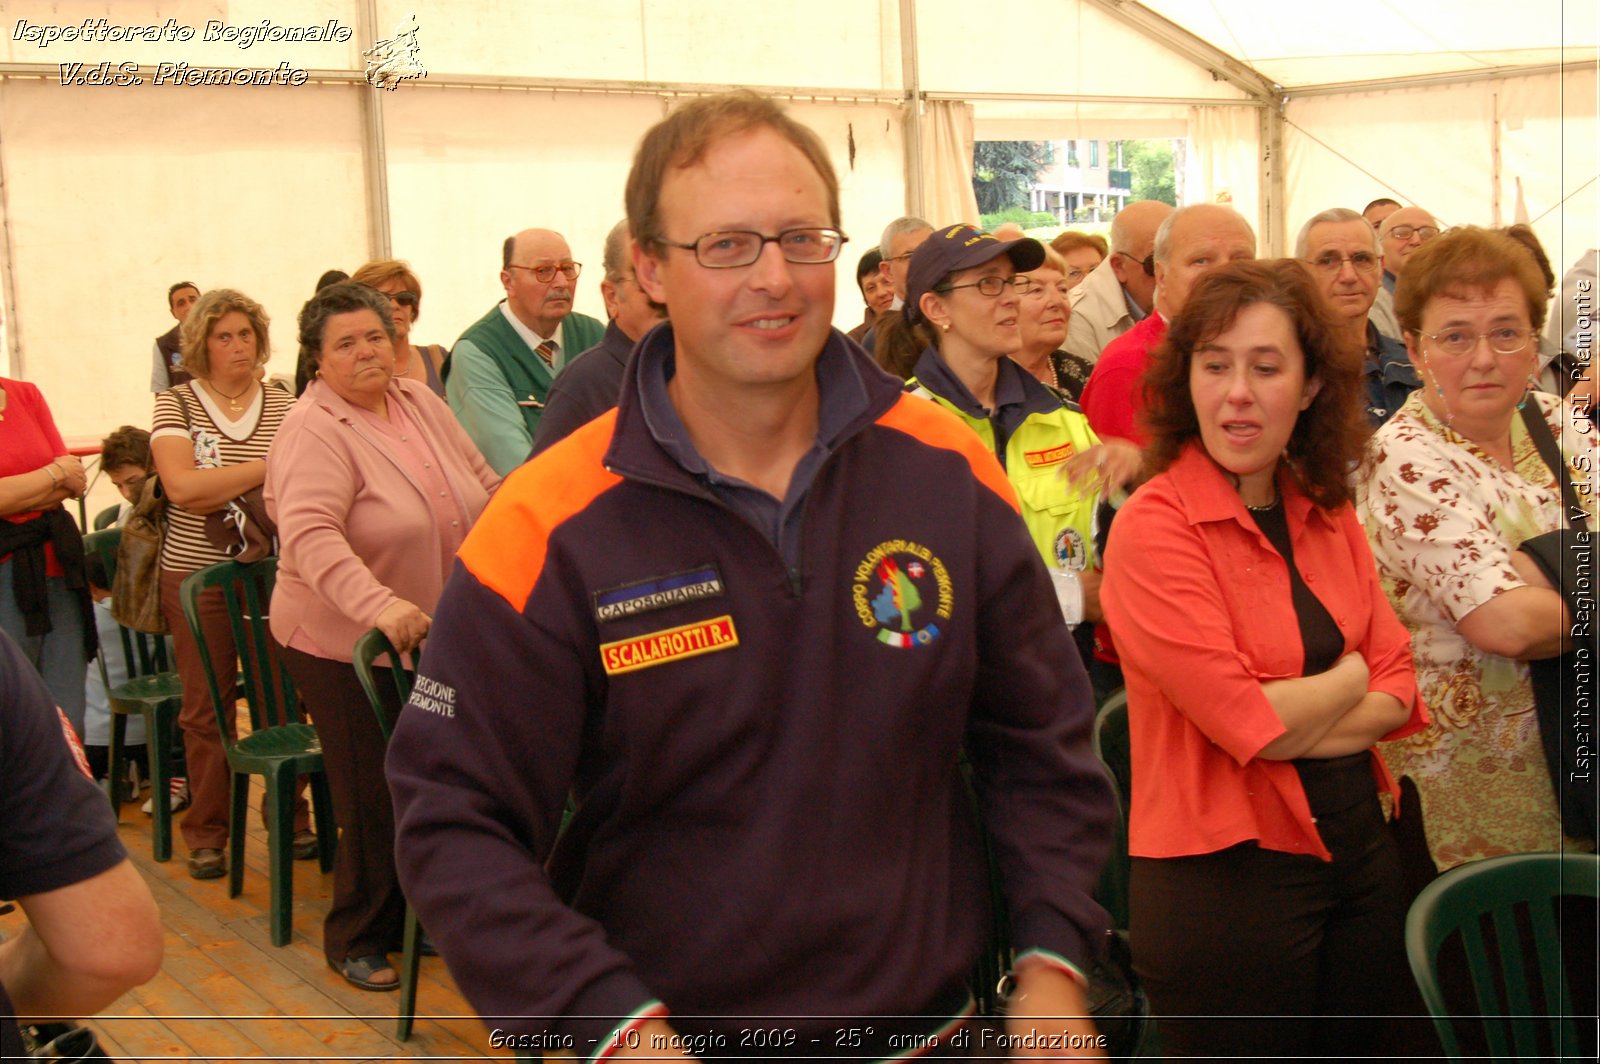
top-left (1418, 326), bottom-right (1533, 358)
top-left (936, 276), bottom-right (1020, 298)
top-left (1386, 224), bottom-right (1439, 242)
top-left (657, 228), bottom-right (847, 269)
top-left (1309, 251), bottom-right (1381, 274)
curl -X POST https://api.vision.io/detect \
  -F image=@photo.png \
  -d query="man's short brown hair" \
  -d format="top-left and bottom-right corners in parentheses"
top-left (100, 425), bottom-right (152, 472)
top-left (1394, 226), bottom-right (1548, 339)
top-left (625, 91), bottom-right (841, 255)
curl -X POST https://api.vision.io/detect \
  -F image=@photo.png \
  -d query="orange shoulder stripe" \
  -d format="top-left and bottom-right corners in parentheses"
top-left (876, 394), bottom-right (1021, 513)
top-left (457, 410), bottom-right (623, 610)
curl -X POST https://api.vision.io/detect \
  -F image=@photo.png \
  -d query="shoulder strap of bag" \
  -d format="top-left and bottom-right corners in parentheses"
top-left (1520, 400), bottom-right (1590, 534)
top-left (169, 383), bottom-right (197, 432)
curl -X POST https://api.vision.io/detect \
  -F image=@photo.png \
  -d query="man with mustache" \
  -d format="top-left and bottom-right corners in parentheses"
top-left (446, 228), bottom-right (604, 474)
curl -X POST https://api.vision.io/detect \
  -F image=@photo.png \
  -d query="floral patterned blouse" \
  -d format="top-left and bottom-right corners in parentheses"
top-left (1360, 391), bottom-right (1596, 870)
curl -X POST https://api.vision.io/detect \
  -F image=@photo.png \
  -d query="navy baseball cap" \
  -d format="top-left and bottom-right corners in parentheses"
top-left (904, 224), bottom-right (1046, 325)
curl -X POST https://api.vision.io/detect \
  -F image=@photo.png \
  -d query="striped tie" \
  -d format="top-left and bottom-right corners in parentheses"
top-left (535, 340), bottom-right (556, 367)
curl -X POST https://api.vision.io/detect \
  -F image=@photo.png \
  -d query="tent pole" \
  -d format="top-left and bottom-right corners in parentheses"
top-left (360, 0), bottom-right (393, 261)
top-left (1262, 97), bottom-right (1287, 256)
top-left (899, 0), bottom-right (925, 219)
top-left (0, 103), bottom-right (19, 377)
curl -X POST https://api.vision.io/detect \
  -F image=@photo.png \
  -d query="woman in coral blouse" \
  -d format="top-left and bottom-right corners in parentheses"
top-left (266, 283), bottom-right (499, 992)
top-left (1100, 260), bottom-right (1427, 1059)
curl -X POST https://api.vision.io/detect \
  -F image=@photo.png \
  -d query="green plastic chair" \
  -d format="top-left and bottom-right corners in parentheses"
top-left (352, 626), bottom-right (424, 1041)
top-left (83, 529), bottom-right (186, 862)
top-left (179, 559), bottom-right (336, 946)
top-left (1406, 851), bottom-right (1600, 1060)
top-left (91, 504), bottom-right (120, 531)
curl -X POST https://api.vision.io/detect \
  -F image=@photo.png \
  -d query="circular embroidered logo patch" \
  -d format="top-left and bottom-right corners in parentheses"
top-left (851, 540), bottom-right (954, 648)
top-left (1054, 527), bottom-right (1087, 571)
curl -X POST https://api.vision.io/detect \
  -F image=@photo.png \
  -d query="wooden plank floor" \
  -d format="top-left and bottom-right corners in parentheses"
top-left (2, 773), bottom-right (515, 1062)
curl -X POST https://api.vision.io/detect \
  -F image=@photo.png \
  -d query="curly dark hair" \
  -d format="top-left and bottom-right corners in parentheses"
top-left (294, 282), bottom-right (396, 394)
top-left (1142, 259), bottom-right (1368, 509)
top-left (100, 425), bottom-right (152, 472)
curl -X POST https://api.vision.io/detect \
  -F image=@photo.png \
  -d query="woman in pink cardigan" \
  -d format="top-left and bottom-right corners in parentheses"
top-left (266, 283), bottom-right (500, 992)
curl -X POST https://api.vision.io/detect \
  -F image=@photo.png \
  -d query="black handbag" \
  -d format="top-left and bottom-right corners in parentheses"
top-left (1517, 401), bottom-right (1595, 841)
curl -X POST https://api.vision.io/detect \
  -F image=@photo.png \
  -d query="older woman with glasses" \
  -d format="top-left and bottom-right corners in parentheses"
top-left (349, 260), bottom-right (446, 397)
top-left (883, 225), bottom-right (1138, 670)
top-left (1359, 226), bottom-right (1598, 882)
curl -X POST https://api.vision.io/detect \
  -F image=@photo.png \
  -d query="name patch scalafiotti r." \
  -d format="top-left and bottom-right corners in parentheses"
top-left (599, 615), bottom-right (740, 675)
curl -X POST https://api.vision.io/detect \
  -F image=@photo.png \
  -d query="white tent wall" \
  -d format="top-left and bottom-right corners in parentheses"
top-left (0, 76), bottom-right (370, 432)
top-left (378, 89), bottom-right (666, 352)
top-left (1282, 64), bottom-right (1598, 302)
top-left (0, 0), bottom-right (1593, 451)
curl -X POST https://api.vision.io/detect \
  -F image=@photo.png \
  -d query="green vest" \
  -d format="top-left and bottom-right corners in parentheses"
top-left (450, 305), bottom-right (605, 437)
top-left (908, 382), bottom-right (1103, 572)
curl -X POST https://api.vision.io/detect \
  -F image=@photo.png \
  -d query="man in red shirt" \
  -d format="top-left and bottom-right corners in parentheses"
top-left (1079, 204), bottom-right (1256, 443)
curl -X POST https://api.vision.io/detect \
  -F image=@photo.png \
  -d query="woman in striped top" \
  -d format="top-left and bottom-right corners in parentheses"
top-left (150, 289), bottom-right (310, 881)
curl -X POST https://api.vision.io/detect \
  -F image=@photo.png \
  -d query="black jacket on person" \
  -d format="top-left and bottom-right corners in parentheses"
top-left (0, 507), bottom-right (97, 661)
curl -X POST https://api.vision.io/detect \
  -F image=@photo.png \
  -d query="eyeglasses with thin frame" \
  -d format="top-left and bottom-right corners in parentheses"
top-left (1309, 250), bottom-right (1381, 274)
top-left (1386, 224), bottom-right (1439, 242)
top-left (508, 261), bottom-right (582, 283)
top-left (1417, 326), bottom-right (1533, 359)
top-left (1014, 275), bottom-right (1073, 298)
top-left (1118, 250), bottom-right (1155, 277)
top-left (657, 228), bottom-right (847, 269)
top-left (935, 275), bottom-right (1020, 298)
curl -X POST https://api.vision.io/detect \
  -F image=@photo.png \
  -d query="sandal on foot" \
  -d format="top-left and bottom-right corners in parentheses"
top-left (187, 848), bottom-right (225, 880)
top-left (292, 829), bottom-right (318, 860)
top-left (331, 954), bottom-right (399, 992)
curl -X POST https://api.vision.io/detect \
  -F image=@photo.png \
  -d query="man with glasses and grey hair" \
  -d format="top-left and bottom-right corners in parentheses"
top-left (860, 216), bottom-right (934, 354)
top-left (1298, 207), bottom-right (1421, 425)
top-left (389, 91), bottom-right (1111, 1058)
top-left (531, 220), bottom-right (668, 455)
top-left (877, 215), bottom-right (933, 307)
top-left (445, 228), bottom-right (605, 474)
top-left (1369, 205), bottom-right (1440, 344)
top-left (1063, 199), bottom-right (1173, 368)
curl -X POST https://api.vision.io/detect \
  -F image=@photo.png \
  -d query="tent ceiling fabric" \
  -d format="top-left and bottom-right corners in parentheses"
top-left (1135, 0), bottom-right (1596, 88)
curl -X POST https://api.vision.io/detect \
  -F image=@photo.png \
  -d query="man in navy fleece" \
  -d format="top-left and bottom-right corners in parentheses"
top-left (388, 91), bottom-right (1113, 1061)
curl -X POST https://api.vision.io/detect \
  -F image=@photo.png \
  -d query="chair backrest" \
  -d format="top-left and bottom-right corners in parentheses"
top-left (1406, 851), bottom-right (1599, 1060)
top-left (92, 504), bottom-right (120, 531)
top-left (1092, 689), bottom-right (1131, 810)
top-left (179, 559), bottom-right (300, 738)
top-left (352, 627), bottom-right (415, 744)
top-left (82, 528), bottom-right (170, 678)
top-left (1091, 689), bottom-right (1131, 930)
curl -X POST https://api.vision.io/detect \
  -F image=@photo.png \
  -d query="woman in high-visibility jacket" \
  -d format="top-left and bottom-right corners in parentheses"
top-left (879, 224), bottom-right (1139, 660)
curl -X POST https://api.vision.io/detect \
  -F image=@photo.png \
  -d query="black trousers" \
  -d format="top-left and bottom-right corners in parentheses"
top-left (276, 641), bottom-right (406, 965)
top-left (1129, 765), bottom-right (1410, 1060)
